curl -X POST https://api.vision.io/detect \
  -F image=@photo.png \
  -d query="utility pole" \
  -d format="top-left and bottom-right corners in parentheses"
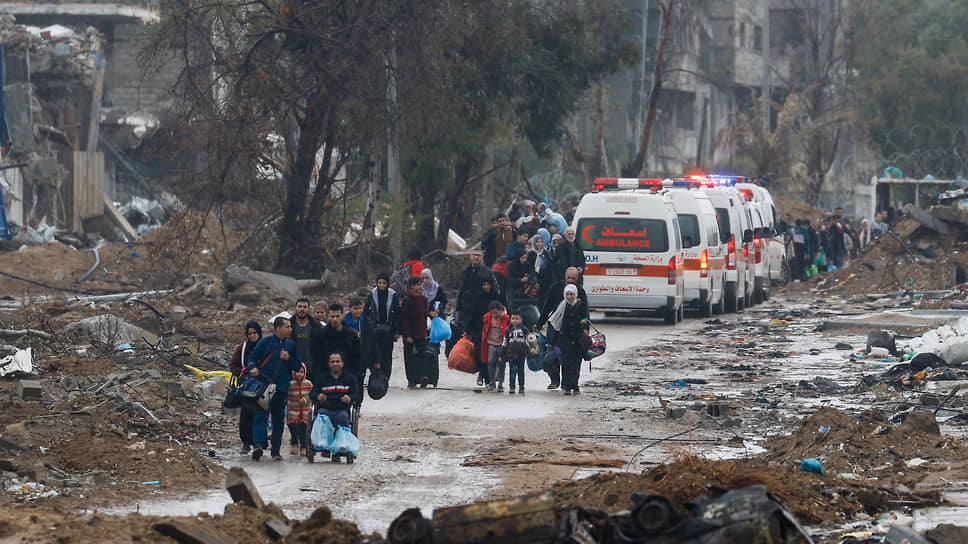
top-left (761, 0), bottom-right (771, 133)
top-left (635, 1), bottom-right (650, 146)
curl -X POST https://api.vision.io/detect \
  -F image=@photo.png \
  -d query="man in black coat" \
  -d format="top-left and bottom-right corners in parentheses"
top-left (556, 227), bottom-right (587, 282)
top-left (311, 303), bottom-right (363, 405)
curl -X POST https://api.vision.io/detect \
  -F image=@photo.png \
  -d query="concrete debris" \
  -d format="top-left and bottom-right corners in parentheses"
top-left (15, 380), bottom-right (42, 401)
top-left (63, 315), bottom-right (159, 346)
top-left (223, 264), bottom-right (302, 302)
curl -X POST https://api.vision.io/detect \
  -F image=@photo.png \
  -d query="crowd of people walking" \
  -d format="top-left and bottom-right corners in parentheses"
top-left (227, 200), bottom-right (590, 460)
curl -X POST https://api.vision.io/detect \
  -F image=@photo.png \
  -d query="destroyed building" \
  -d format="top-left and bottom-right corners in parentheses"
top-left (0, 2), bottom-right (177, 242)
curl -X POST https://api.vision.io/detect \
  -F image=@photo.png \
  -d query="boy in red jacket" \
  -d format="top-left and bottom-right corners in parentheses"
top-left (481, 301), bottom-right (509, 392)
top-left (400, 276), bottom-right (430, 389)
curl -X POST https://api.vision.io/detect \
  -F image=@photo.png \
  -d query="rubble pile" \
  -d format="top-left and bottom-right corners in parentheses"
top-left (762, 407), bottom-right (968, 492)
top-left (0, 208), bottom-right (247, 297)
top-left (0, 499), bottom-right (369, 543)
top-left (794, 214), bottom-right (968, 307)
top-left (0, 347), bottom-right (227, 507)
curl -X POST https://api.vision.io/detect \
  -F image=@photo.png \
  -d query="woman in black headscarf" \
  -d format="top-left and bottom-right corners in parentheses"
top-left (229, 320), bottom-right (262, 454)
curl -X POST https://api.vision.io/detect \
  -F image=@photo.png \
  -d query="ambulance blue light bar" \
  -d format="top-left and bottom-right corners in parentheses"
top-left (706, 175), bottom-right (746, 186)
top-left (591, 178), bottom-right (664, 192)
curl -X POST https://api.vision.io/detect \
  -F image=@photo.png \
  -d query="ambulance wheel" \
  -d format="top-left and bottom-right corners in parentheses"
top-left (725, 294), bottom-right (737, 313)
top-left (713, 293), bottom-right (724, 315)
top-left (701, 295), bottom-right (713, 318)
top-left (664, 307), bottom-right (676, 325)
top-left (676, 304), bottom-right (684, 323)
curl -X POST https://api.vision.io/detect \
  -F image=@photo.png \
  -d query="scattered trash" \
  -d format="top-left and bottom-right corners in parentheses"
top-left (800, 458), bottom-right (824, 475)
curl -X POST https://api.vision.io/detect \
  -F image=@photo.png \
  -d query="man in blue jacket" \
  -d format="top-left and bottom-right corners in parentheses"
top-left (247, 316), bottom-right (302, 461)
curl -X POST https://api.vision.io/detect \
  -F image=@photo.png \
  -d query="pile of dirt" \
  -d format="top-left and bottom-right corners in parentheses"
top-left (773, 195), bottom-right (832, 223)
top-left (0, 209), bottom-right (246, 296)
top-left (553, 453), bottom-right (863, 525)
top-left (0, 501), bottom-right (370, 543)
top-left (787, 218), bottom-right (968, 299)
top-left (761, 407), bottom-right (968, 490)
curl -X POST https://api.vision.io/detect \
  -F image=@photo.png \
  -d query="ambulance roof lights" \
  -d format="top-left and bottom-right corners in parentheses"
top-left (591, 178), bottom-right (664, 192)
top-left (706, 175), bottom-right (745, 187)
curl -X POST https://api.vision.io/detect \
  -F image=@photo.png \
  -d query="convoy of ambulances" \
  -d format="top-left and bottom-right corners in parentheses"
top-left (574, 176), bottom-right (785, 323)
top-left (574, 178), bottom-right (685, 324)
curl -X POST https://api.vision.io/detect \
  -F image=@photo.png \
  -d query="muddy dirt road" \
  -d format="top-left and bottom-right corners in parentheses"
top-left (107, 293), bottom-right (968, 537)
top-left (113, 312), bottom-right (687, 534)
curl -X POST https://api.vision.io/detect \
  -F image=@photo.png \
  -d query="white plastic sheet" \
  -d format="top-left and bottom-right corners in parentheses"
top-left (0, 347), bottom-right (32, 376)
top-left (906, 316), bottom-right (968, 365)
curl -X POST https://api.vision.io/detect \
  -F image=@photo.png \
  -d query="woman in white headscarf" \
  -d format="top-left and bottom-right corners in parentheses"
top-left (547, 284), bottom-right (588, 395)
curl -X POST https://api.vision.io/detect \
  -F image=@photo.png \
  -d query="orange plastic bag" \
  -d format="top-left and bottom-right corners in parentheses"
top-left (447, 336), bottom-right (478, 374)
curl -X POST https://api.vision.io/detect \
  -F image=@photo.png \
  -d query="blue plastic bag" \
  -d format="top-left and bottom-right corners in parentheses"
top-left (310, 413), bottom-right (334, 450)
top-left (526, 332), bottom-right (546, 372)
top-left (430, 317), bottom-right (452, 344)
top-left (330, 425), bottom-right (360, 456)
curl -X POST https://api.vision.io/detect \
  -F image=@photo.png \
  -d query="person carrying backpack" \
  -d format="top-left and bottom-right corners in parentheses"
top-left (389, 248), bottom-right (425, 294)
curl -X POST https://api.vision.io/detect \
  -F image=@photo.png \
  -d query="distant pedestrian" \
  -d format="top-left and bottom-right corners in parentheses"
top-left (548, 285), bottom-right (589, 395)
top-left (507, 247), bottom-right (536, 310)
top-left (462, 277), bottom-right (502, 386)
top-left (310, 351), bottom-right (360, 429)
top-left (229, 321), bottom-right (262, 455)
top-left (858, 219), bottom-right (872, 251)
top-left (421, 268), bottom-right (447, 315)
top-left (481, 301), bottom-right (509, 392)
top-left (537, 268), bottom-right (588, 389)
top-left (557, 227), bottom-right (586, 283)
top-left (246, 316), bottom-right (302, 461)
top-left (291, 298), bottom-right (321, 376)
top-left (506, 230), bottom-right (530, 260)
top-left (503, 309), bottom-right (529, 395)
top-left (400, 276), bottom-right (431, 388)
top-left (312, 303), bottom-right (363, 405)
top-left (342, 298), bottom-right (364, 337)
top-left (362, 273), bottom-right (401, 379)
top-left (287, 363), bottom-right (313, 457)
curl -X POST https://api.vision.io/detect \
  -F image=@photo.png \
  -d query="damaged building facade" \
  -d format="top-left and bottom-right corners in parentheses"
top-left (0, 1), bottom-right (176, 241)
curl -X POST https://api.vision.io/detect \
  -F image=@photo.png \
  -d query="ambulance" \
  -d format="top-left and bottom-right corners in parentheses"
top-left (736, 181), bottom-right (790, 297)
top-left (701, 177), bottom-right (753, 312)
top-left (574, 179), bottom-right (685, 324)
top-left (665, 185), bottom-right (726, 316)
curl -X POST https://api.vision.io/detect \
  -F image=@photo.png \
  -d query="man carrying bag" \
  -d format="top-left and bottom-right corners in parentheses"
top-left (246, 315), bottom-right (302, 462)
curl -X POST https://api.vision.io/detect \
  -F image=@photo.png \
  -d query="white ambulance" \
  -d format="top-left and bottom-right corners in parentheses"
top-left (736, 182), bottom-right (790, 287)
top-left (702, 178), bottom-right (753, 312)
top-left (574, 179), bottom-right (685, 324)
top-left (665, 184), bottom-right (726, 317)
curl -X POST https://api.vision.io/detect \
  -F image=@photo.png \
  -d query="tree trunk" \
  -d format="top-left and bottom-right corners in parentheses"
top-left (279, 106), bottom-right (329, 273)
top-left (589, 80), bottom-right (605, 183)
top-left (623, 0), bottom-right (672, 178)
top-left (359, 144), bottom-right (381, 282)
